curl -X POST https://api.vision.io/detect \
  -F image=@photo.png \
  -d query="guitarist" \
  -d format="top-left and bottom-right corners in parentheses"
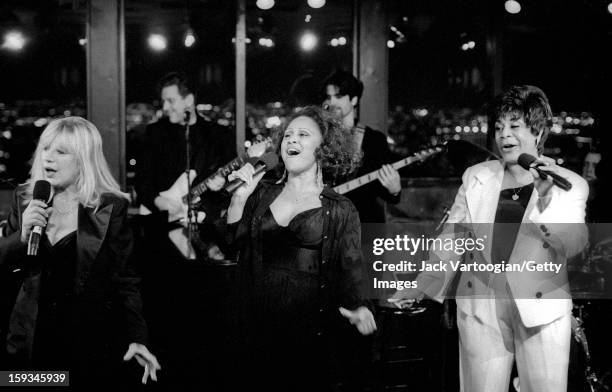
top-left (323, 69), bottom-right (402, 224)
top-left (134, 72), bottom-right (235, 387)
top-left (135, 71), bottom-right (233, 259)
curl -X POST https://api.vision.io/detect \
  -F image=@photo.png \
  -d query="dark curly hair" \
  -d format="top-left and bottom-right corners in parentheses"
top-left (272, 106), bottom-right (361, 185)
top-left (490, 85), bottom-right (552, 155)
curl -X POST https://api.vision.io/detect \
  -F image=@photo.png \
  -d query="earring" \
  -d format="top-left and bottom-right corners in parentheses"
top-left (316, 163), bottom-right (324, 188)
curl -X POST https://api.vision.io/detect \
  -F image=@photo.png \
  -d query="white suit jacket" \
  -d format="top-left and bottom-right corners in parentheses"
top-left (417, 160), bottom-right (588, 327)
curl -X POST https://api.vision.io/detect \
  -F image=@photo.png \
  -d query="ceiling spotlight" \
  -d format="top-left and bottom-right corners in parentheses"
top-left (184, 29), bottom-right (196, 48)
top-left (78, 38), bottom-right (87, 46)
top-left (307, 0), bottom-right (326, 9)
top-left (330, 38), bottom-right (339, 47)
top-left (504, 0), bottom-right (521, 14)
top-left (300, 32), bottom-right (318, 51)
top-left (2, 31), bottom-right (26, 51)
top-left (305, 14), bottom-right (312, 22)
top-left (387, 40), bottom-right (395, 49)
top-left (256, 0), bottom-right (275, 10)
top-left (338, 36), bottom-right (347, 45)
top-left (467, 41), bottom-right (475, 49)
top-left (148, 34), bottom-right (167, 51)
top-left (608, 2), bottom-right (612, 14)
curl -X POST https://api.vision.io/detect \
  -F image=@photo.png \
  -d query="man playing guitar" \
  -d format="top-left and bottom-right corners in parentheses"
top-left (323, 69), bottom-right (402, 223)
top-left (135, 71), bottom-right (235, 261)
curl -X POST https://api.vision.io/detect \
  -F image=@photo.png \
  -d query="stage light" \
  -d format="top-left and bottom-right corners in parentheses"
top-left (387, 40), bottom-right (395, 48)
top-left (258, 38), bottom-right (274, 47)
top-left (330, 38), bottom-right (338, 47)
top-left (266, 116), bottom-right (282, 128)
top-left (338, 36), bottom-right (347, 45)
top-left (2, 31), bottom-right (26, 51)
top-left (608, 2), bottom-right (612, 14)
top-left (305, 14), bottom-right (312, 22)
top-left (461, 43), bottom-right (469, 51)
top-left (504, 0), bottom-right (521, 14)
top-left (79, 38), bottom-right (87, 46)
top-left (307, 0), bottom-right (325, 9)
top-left (467, 41), bottom-right (475, 49)
top-left (184, 29), bottom-right (196, 47)
top-left (256, 0), bottom-right (274, 10)
top-left (148, 34), bottom-right (167, 51)
top-left (300, 32), bottom-right (317, 51)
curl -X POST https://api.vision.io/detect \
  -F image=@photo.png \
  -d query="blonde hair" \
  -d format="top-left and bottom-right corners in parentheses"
top-left (27, 116), bottom-right (128, 207)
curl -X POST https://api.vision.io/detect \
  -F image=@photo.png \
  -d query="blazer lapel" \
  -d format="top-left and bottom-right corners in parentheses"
top-left (466, 161), bottom-right (503, 223)
top-left (465, 161), bottom-right (504, 265)
top-left (75, 203), bottom-right (113, 294)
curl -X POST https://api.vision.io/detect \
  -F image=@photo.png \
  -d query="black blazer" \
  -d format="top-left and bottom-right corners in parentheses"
top-left (0, 186), bottom-right (147, 363)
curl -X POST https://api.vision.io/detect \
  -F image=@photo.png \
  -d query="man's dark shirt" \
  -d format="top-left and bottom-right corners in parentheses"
top-left (135, 115), bottom-right (235, 213)
top-left (343, 127), bottom-right (401, 223)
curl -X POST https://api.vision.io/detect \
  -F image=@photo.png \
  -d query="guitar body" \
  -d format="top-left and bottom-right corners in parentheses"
top-left (139, 138), bottom-right (272, 260)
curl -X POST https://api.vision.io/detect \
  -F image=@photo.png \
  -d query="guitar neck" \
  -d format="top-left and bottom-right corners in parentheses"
top-left (332, 148), bottom-right (440, 195)
top-left (185, 155), bottom-right (250, 201)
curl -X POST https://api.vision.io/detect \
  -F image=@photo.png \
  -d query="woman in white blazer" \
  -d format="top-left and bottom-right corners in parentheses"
top-left (391, 85), bottom-right (588, 392)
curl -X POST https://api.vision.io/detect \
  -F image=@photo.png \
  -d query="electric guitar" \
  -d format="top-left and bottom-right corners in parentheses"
top-left (332, 145), bottom-right (445, 195)
top-left (139, 137), bottom-right (272, 259)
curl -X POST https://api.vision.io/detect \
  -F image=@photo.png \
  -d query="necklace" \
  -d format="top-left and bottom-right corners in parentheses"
top-left (511, 186), bottom-right (523, 201)
top-left (53, 202), bottom-right (78, 215)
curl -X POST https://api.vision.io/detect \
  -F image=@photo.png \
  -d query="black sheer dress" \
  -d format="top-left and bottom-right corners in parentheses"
top-left (249, 206), bottom-right (334, 389)
top-left (31, 231), bottom-right (78, 370)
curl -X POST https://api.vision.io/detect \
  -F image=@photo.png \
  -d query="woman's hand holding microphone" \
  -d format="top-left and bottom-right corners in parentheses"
top-left (20, 200), bottom-right (52, 244)
top-left (226, 163), bottom-right (266, 224)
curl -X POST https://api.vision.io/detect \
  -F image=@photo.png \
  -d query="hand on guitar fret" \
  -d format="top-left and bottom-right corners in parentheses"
top-left (378, 164), bottom-right (401, 195)
top-left (204, 172), bottom-right (226, 192)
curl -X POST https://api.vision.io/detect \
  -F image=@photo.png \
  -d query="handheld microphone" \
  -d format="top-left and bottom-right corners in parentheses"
top-left (517, 153), bottom-right (572, 191)
top-left (224, 152), bottom-right (279, 193)
top-left (27, 180), bottom-right (51, 256)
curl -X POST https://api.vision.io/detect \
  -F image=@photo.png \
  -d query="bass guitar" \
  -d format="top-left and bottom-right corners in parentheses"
top-left (332, 145), bottom-right (445, 195)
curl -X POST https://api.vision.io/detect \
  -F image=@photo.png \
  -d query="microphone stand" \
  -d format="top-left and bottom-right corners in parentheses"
top-left (184, 110), bottom-right (196, 260)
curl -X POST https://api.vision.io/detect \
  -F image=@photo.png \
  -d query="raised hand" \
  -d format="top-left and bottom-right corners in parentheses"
top-left (228, 163), bottom-right (265, 201)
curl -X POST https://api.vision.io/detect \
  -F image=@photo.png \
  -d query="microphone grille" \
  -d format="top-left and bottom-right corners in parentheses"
top-left (258, 152), bottom-right (279, 169)
top-left (517, 153), bottom-right (536, 170)
top-left (33, 180), bottom-right (51, 202)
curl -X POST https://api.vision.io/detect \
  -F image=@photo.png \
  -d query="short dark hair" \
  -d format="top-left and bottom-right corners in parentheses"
top-left (273, 106), bottom-right (361, 184)
top-left (491, 85), bottom-right (552, 154)
top-left (157, 71), bottom-right (193, 98)
top-left (323, 69), bottom-right (364, 101)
